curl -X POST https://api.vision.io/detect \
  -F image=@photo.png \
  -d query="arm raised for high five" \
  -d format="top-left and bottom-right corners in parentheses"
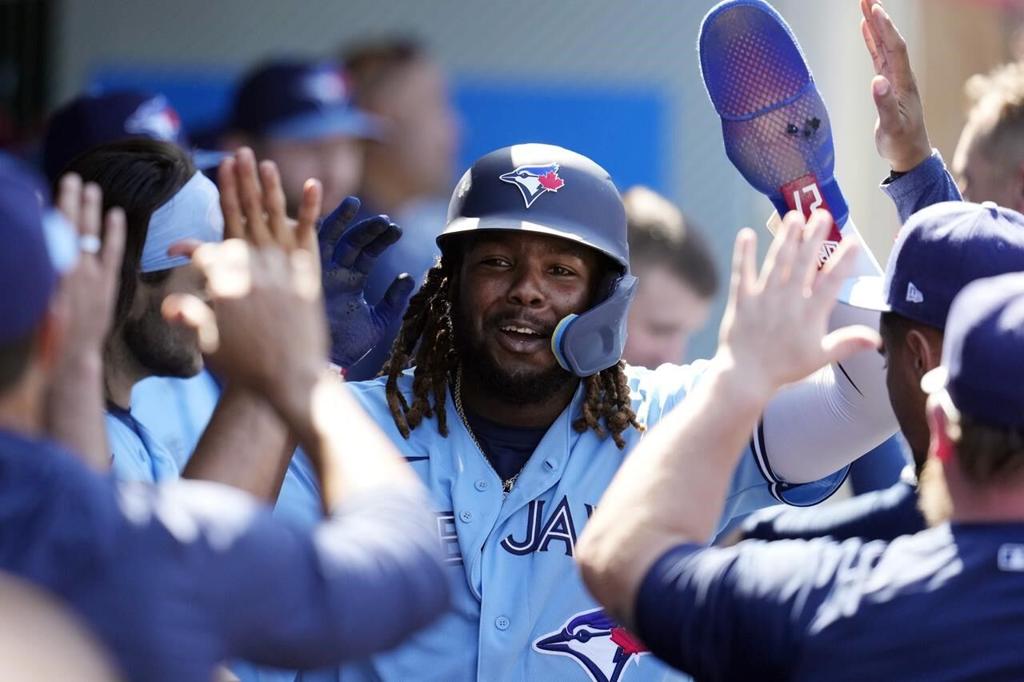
top-left (862, 0), bottom-right (961, 221)
top-left (180, 148), bottom-right (321, 500)
top-left (577, 210), bottom-right (878, 628)
top-left (318, 197), bottom-right (415, 369)
top-left (44, 175), bottom-right (126, 471)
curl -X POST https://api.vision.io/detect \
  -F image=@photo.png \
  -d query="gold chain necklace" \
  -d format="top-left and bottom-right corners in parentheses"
top-left (453, 368), bottom-right (520, 495)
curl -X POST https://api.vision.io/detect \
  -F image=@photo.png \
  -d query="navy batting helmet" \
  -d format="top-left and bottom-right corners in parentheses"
top-left (438, 143), bottom-right (636, 376)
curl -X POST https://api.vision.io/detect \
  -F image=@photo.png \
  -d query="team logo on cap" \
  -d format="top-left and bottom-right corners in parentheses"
top-left (301, 69), bottom-right (348, 104)
top-left (125, 96), bottom-right (181, 141)
top-left (534, 608), bottom-right (648, 682)
top-left (500, 163), bottom-right (565, 208)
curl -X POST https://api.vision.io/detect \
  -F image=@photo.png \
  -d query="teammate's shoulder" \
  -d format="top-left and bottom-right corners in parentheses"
top-left (345, 369), bottom-right (414, 402)
top-left (624, 358), bottom-right (712, 398)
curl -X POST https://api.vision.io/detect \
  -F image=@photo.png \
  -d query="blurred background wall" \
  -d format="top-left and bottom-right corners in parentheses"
top-left (4, 0), bottom-right (1024, 359)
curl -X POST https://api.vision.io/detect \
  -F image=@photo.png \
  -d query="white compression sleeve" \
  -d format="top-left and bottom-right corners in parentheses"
top-left (757, 215), bottom-right (898, 484)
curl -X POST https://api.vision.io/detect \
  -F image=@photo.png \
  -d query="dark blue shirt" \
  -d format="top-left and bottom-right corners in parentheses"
top-left (635, 523), bottom-right (1024, 681)
top-left (465, 408), bottom-right (548, 483)
top-left (0, 429), bottom-right (448, 682)
top-left (742, 479), bottom-right (925, 542)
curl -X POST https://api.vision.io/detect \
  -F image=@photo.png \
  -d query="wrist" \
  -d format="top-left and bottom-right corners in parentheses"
top-left (56, 348), bottom-right (104, 376)
top-left (889, 144), bottom-right (932, 174)
top-left (267, 362), bottom-right (327, 434)
top-left (708, 350), bottom-right (779, 410)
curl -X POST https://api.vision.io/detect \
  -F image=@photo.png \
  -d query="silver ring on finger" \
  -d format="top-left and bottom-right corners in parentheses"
top-left (79, 234), bottom-right (102, 254)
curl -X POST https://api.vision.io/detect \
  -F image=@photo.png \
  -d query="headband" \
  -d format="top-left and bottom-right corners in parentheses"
top-left (141, 171), bottom-right (223, 273)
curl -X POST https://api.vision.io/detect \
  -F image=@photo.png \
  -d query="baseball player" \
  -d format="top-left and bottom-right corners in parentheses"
top-left (244, 142), bottom-right (895, 682)
top-left (579, 231), bottom-right (1024, 679)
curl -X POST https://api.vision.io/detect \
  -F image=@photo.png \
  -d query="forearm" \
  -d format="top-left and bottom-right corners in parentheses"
top-left (578, 357), bottom-right (766, 625)
top-left (183, 385), bottom-right (294, 501)
top-left (758, 214), bottom-right (894, 483)
top-left (44, 351), bottom-right (110, 471)
top-left (228, 486), bottom-right (448, 667)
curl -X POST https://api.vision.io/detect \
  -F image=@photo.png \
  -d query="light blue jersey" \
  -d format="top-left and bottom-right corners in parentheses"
top-left (237, 361), bottom-right (846, 682)
top-left (130, 370), bottom-right (221, 470)
top-left (104, 408), bottom-right (179, 483)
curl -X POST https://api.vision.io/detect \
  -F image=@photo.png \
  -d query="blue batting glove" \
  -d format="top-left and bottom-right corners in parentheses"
top-left (318, 196), bottom-right (416, 369)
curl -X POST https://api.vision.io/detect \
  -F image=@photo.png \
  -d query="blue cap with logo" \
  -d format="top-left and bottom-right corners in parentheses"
top-left (839, 201), bottom-right (1024, 329)
top-left (0, 154), bottom-right (78, 345)
top-left (229, 60), bottom-right (379, 141)
top-left (922, 273), bottom-right (1024, 429)
top-left (42, 89), bottom-right (222, 184)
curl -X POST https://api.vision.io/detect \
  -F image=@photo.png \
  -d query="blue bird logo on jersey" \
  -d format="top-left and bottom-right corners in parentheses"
top-left (533, 608), bottom-right (648, 682)
top-left (499, 163), bottom-right (565, 208)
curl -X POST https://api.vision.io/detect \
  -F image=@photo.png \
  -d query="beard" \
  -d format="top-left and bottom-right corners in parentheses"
top-left (453, 306), bottom-right (574, 406)
top-left (121, 298), bottom-right (201, 379)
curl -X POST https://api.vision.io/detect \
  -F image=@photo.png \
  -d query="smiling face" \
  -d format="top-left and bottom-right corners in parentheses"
top-left (452, 230), bottom-right (604, 404)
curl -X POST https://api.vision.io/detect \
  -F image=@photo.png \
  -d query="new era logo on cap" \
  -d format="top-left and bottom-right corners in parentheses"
top-left (906, 282), bottom-right (923, 304)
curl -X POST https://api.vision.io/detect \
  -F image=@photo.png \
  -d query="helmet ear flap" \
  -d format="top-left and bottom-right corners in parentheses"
top-left (552, 274), bottom-right (637, 376)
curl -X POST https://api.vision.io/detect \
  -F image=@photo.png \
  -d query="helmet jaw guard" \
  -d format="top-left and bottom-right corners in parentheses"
top-left (551, 274), bottom-right (637, 377)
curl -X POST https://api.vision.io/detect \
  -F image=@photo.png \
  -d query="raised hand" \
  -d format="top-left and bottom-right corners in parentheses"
top-left (717, 210), bottom-right (880, 401)
top-left (317, 197), bottom-right (415, 368)
top-left (163, 238), bottom-right (327, 421)
top-left (45, 173), bottom-right (126, 470)
top-left (217, 147), bottom-right (323, 255)
top-left (53, 173), bottom-right (126, 352)
top-left (860, 0), bottom-right (931, 173)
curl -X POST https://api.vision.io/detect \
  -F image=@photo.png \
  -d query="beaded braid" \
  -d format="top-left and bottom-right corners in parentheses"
top-left (382, 258), bottom-right (643, 448)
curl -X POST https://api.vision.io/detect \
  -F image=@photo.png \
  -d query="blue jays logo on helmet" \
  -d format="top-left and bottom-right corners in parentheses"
top-left (499, 162), bottom-right (566, 208)
top-left (533, 608), bottom-right (648, 682)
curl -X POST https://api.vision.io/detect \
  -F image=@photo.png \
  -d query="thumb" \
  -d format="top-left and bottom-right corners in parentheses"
top-left (162, 293), bottom-right (220, 354)
top-left (872, 75), bottom-right (901, 131)
top-left (374, 273), bottom-right (415, 323)
top-left (822, 325), bottom-right (881, 366)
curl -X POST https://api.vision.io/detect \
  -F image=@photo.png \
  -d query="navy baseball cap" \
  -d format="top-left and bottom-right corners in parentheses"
top-left (229, 60), bottom-right (379, 141)
top-left (42, 90), bottom-right (223, 184)
top-left (921, 273), bottom-right (1024, 429)
top-left (0, 155), bottom-right (78, 345)
top-left (839, 201), bottom-right (1024, 330)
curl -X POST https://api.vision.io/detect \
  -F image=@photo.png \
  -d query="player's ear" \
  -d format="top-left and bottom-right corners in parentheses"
top-left (905, 328), bottom-right (940, 377)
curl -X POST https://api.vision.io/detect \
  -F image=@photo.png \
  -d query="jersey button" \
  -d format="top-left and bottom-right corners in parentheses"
top-left (495, 616), bottom-right (510, 631)
top-left (474, 479), bottom-right (489, 491)
top-left (459, 510), bottom-right (473, 523)
top-left (543, 458), bottom-right (558, 471)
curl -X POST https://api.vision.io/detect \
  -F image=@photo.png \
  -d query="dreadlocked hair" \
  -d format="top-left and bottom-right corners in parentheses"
top-left (381, 257), bottom-right (644, 448)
